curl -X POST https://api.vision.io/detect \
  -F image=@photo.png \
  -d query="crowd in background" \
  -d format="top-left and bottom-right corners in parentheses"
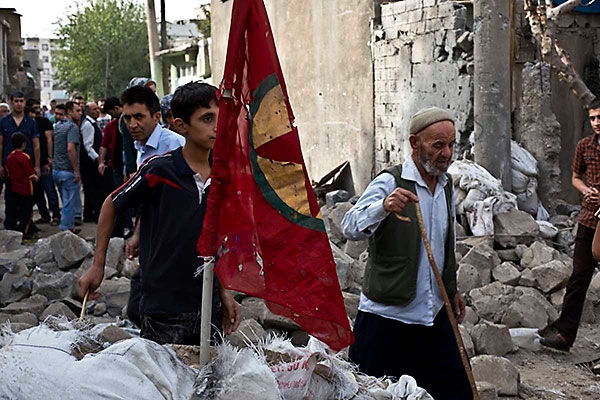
top-left (0, 78), bottom-right (179, 240)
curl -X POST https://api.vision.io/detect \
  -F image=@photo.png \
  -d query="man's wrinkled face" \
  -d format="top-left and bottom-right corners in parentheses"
top-left (122, 102), bottom-right (160, 144)
top-left (86, 102), bottom-right (100, 119)
top-left (11, 97), bottom-right (24, 113)
top-left (411, 121), bottom-right (456, 177)
top-left (590, 108), bottom-right (600, 135)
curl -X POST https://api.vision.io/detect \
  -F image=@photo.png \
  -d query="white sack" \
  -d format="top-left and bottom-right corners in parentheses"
top-left (511, 168), bottom-right (531, 195)
top-left (511, 141), bottom-right (538, 177)
top-left (448, 160), bottom-right (504, 197)
top-left (537, 221), bottom-right (559, 239)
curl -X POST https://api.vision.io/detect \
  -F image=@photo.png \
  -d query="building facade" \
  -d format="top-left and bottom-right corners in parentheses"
top-left (23, 37), bottom-right (67, 104)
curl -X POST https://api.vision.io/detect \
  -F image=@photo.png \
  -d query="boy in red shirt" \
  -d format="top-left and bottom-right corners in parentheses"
top-left (5, 132), bottom-right (38, 237)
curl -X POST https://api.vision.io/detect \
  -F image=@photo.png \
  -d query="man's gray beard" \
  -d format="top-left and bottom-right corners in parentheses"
top-left (419, 151), bottom-right (451, 177)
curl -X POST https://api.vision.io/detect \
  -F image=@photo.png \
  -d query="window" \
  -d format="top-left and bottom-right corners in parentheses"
top-left (43, 80), bottom-right (51, 88)
top-left (43, 68), bottom-right (49, 75)
top-left (42, 56), bottom-right (49, 63)
top-left (42, 44), bottom-right (49, 51)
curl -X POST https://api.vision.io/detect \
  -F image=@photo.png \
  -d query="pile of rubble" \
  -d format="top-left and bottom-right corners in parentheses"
top-left (322, 187), bottom-right (592, 399)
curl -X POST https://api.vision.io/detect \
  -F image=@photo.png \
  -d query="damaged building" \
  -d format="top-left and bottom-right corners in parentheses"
top-left (211, 0), bottom-right (600, 213)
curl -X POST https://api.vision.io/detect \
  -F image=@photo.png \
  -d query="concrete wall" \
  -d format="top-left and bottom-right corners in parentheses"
top-left (373, 0), bottom-right (474, 173)
top-left (210, 0), bottom-right (375, 192)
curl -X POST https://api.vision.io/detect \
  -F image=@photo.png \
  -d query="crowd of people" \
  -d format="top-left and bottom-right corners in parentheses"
top-left (0, 78), bottom-right (176, 240)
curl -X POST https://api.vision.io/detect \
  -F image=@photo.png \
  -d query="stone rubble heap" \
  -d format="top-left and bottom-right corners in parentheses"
top-left (0, 184), bottom-right (586, 398)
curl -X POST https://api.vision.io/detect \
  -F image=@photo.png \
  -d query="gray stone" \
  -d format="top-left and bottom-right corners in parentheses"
top-left (501, 288), bottom-right (558, 329)
top-left (518, 269), bottom-right (536, 287)
top-left (0, 262), bottom-right (31, 305)
top-left (290, 330), bottom-right (310, 347)
top-left (97, 277), bottom-right (130, 317)
top-left (40, 302), bottom-right (77, 320)
top-left (0, 312), bottom-right (38, 325)
top-left (0, 230), bottom-right (23, 253)
top-left (513, 244), bottom-right (529, 261)
top-left (493, 209), bottom-right (540, 248)
top-left (495, 249), bottom-right (520, 263)
top-left (472, 355), bottom-right (520, 396)
top-left (0, 294), bottom-right (48, 317)
top-left (461, 244), bottom-right (500, 285)
top-left (32, 271), bottom-right (75, 301)
top-left (326, 202), bottom-right (353, 243)
top-left (0, 248), bottom-right (30, 276)
top-left (492, 262), bottom-right (521, 286)
top-left (227, 318), bottom-right (267, 348)
top-left (464, 306), bottom-right (480, 326)
top-left (331, 243), bottom-right (354, 290)
top-left (470, 282), bottom-right (517, 323)
top-left (476, 381), bottom-right (498, 400)
top-left (105, 267), bottom-right (119, 280)
top-left (588, 273), bottom-right (600, 305)
top-left (549, 215), bottom-right (572, 229)
top-left (106, 238), bottom-right (125, 273)
top-left (343, 292), bottom-right (360, 320)
top-left (581, 297), bottom-right (596, 323)
top-left (521, 241), bottom-right (559, 269)
top-left (325, 190), bottom-right (351, 207)
top-left (7, 322), bottom-right (34, 333)
top-left (93, 302), bottom-right (107, 316)
top-left (98, 325), bottom-right (132, 344)
top-left (38, 261), bottom-right (59, 274)
top-left (343, 240), bottom-right (368, 260)
top-left (459, 324), bottom-right (475, 358)
top-left (32, 238), bottom-right (53, 265)
top-left (122, 258), bottom-right (140, 279)
top-left (48, 231), bottom-right (93, 270)
top-left (457, 30), bottom-right (473, 53)
top-left (241, 297), bottom-right (300, 332)
top-left (471, 322), bottom-right (513, 356)
top-left (531, 260), bottom-right (571, 293)
top-left (550, 288), bottom-right (566, 309)
top-left (555, 230), bottom-right (575, 252)
top-left (457, 263), bottom-right (483, 295)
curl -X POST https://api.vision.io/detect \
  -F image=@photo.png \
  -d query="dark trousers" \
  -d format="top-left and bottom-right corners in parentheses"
top-left (33, 179), bottom-right (50, 220)
top-left (4, 186), bottom-right (34, 236)
top-left (127, 268), bottom-right (142, 328)
top-left (349, 309), bottom-right (472, 400)
top-left (40, 172), bottom-right (60, 219)
top-left (556, 224), bottom-right (598, 345)
top-left (81, 164), bottom-right (112, 222)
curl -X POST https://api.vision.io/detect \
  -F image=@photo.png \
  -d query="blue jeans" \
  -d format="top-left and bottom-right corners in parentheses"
top-left (53, 170), bottom-right (81, 230)
top-left (40, 172), bottom-right (60, 218)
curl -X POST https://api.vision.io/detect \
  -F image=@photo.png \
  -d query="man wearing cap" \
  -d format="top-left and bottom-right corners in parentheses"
top-left (342, 107), bottom-right (471, 399)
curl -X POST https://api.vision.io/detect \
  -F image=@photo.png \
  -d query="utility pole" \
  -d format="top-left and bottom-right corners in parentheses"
top-left (145, 0), bottom-right (164, 97)
top-left (160, 0), bottom-right (170, 94)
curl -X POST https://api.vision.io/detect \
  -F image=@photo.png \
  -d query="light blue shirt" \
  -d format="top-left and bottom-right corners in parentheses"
top-left (341, 156), bottom-right (454, 326)
top-left (134, 124), bottom-right (185, 167)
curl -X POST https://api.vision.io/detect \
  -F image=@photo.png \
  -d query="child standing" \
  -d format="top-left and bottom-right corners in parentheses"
top-left (5, 132), bottom-right (39, 237)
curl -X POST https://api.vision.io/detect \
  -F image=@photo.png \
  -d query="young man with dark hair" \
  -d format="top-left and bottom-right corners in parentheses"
top-left (0, 92), bottom-right (41, 231)
top-left (79, 82), bottom-right (240, 345)
top-left (53, 101), bottom-right (82, 233)
top-left (5, 132), bottom-right (38, 237)
top-left (542, 98), bottom-right (600, 352)
top-left (54, 104), bottom-right (66, 124)
top-left (26, 98), bottom-right (60, 225)
top-left (45, 99), bottom-right (57, 123)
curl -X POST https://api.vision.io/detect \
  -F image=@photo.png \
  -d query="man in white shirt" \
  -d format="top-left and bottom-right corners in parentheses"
top-left (342, 107), bottom-right (471, 400)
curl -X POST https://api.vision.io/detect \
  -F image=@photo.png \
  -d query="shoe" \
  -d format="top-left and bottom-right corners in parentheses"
top-left (540, 333), bottom-right (571, 352)
top-left (35, 217), bottom-right (50, 224)
top-left (50, 218), bottom-right (59, 226)
top-left (74, 218), bottom-right (82, 226)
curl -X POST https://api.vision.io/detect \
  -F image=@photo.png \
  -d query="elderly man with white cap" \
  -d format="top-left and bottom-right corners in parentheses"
top-left (342, 107), bottom-right (471, 399)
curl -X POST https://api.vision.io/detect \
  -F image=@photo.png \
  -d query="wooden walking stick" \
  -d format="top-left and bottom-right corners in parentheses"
top-left (413, 203), bottom-right (480, 400)
top-left (79, 290), bottom-right (89, 321)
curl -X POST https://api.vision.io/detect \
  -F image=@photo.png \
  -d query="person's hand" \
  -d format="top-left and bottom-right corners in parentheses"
top-left (43, 164), bottom-right (51, 176)
top-left (32, 175), bottom-right (39, 183)
top-left (383, 188), bottom-right (419, 214)
top-left (126, 233), bottom-right (139, 259)
top-left (34, 166), bottom-right (41, 177)
top-left (452, 292), bottom-right (466, 324)
top-left (78, 263), bottom-right (104, 301)
top-left (98, 163), bottom-right (106, 176)
top-left (220, 290), bottom-right (241, 335)
top-left (584, 187), bottom-right (600, 207)
top-left (0, 165), bottom-right (4, 177)
top-left (73, 171), bottom-right (80, 183)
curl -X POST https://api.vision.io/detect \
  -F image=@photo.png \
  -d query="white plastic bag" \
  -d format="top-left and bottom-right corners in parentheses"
top-left (509, 328), bottom-right (541, 351)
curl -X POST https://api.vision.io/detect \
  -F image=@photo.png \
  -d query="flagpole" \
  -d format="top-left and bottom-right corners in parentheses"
top-left (199, 261), bottom-right (214, 365)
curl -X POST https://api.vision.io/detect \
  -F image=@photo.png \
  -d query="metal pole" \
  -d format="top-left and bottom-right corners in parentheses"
top-left (145, 0), bottom-right (164, 97)
top-left (199, 261), bottom-right (214, 365)
top-left (160, 0), bottom-right (169, 93)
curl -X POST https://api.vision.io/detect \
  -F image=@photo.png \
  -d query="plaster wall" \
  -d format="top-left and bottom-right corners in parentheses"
top-left (210, 0), bottom-right (375, 192)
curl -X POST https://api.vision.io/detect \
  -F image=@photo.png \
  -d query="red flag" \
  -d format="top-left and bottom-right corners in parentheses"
top-left (198, 0), bottom-right (354, 351)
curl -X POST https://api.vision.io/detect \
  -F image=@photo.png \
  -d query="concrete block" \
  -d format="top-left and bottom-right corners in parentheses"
top-left (472, 356), bottom-right (520, 396)
top-left (408, 9), bottom-right (423, 24)
top-left (411, 34), bottom-right (436, 63)
top-left (471, 322), bottom-right (513, 356)
top-left (438, 2), bottom-right (456, 18)
top-left (423, 0), bottom-right (437, 7)
top-left (405, 0), bottom-right (423, 12)
top-left (381, 14), bottom-right (395, 28)
top-left (391, 1), bottom-right (407, 15)
top-left (381, 3), bottom-right (394, 16)
top-left (458, 263), bottom-right (483, 295)
top-left (531, 260), bottom-right (571, 294)
top-left (423, 6), bottom-right (439, 20)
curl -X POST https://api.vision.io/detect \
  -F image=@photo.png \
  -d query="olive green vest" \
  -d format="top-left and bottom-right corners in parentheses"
top-left (362, 165), bottom-right (457, 306)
